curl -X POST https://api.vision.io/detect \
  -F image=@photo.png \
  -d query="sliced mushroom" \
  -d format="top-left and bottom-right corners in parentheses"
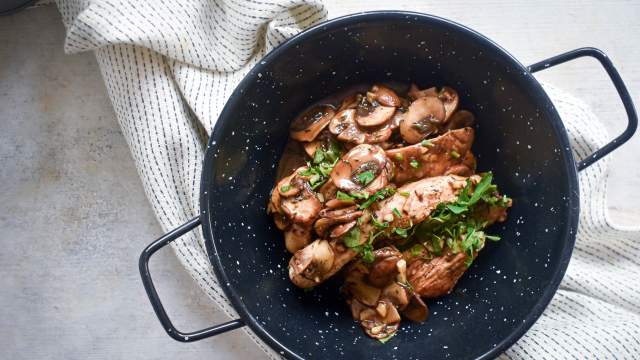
top-left (382, 282), bottom-right (409, 307)
top-left (290, 104), bottom-right (335, 142)
top-left (444, 109), bottom-right (475, 131)
top-left (279, 172), bottom-right (322, 225)
top-left (401, 294), bottom-right (429, 322)
top-left (330, 220), bottom-right (357, 238)
top-left (367, 84), bottom-right (402, 107)
top-left (358, 304), bottom-right (401, 339)
top-left (400, 96), bottom-right (446, 144)
top-left (344, 263), bottom-right (381, 306)
top-left (289, 239), bottom-right (335, 284)
top-left (364, 124), bottom-right (394, 144)
top-left (438, 86), bottom-right (459, 122)
top-left (338, 93), bottom-right (362, 112)
top-left (329, 144), bottom-right (392, 195)
top-left (273, 213), bottom-right (290, 231)
top-left (368, 247), bottom-right (403, 288)
top-left (356, 105), bottom-right (396, 127)
top-left (284, 223), bottom-right (312, 253)
top-left (408, 84), bottom-right (437, 100)
top-left (329, 109), bottom-right (367, 144)
top-left (313, 206), bottom-right (362, 237)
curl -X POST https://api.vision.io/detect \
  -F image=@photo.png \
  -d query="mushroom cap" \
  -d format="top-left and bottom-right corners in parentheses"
top-left (290, 104), bottom-right (335, 142)
top-left (368, 247), bottom-right (403, 288)
top-left (329, 109), bottom-right (366, 144)
top-left (438, 86), bottom-right (459, 122)
top-left (290, 239), bottom-right (335, 283)
top-left (399, 96), bottom-right (446, 144)
top-left (313, 206), bottom-right (362, 237)
top-left (368, 84), bottom-right (402, 107)
top-left (356, 105), bottom-right (396, 127)
top-left (329, 144), bottom-right (392, 195)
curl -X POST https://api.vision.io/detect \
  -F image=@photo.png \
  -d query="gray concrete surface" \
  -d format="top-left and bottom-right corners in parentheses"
top-left (0, 2), bottom-right (638, 360)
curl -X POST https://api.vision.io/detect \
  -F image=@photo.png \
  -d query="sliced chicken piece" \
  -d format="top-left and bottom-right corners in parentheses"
top-left (386, 127), bottom-right (475, 184)
top-left (406, 251), bottom-right (469, 298)
top-left (375, 175), bottom-right (477, 228)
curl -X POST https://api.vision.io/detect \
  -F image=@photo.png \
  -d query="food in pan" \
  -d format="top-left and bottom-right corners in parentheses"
top-left (267, 83), bottom-right (512, 341)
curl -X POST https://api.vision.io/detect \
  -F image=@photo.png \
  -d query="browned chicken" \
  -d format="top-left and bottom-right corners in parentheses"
top-left (386, 127), bottom-right (476, 184)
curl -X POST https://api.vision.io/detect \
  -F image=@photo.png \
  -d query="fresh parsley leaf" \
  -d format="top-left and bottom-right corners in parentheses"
top-left (446, 204), bottom-right (467, 214)
top-left (313, 148), bottom-right (325, 164)
top-left (468, 172), bottom-right (493, 205)
top-left (393, 153), bottom-right (404, 161)
top-left (358, 187), bottom-right (395, 210)
top-left (342, 227), bottom-right (362, 248)
top-left (392, 208), bottom-right (402, 218)
top-left (361, 243), bottom-right (375, 263)
top-left (450, 150), bottom-right (461, 159)
top-left (394, 227), bottom-right (409, 238)
top-left (357, 170), bottom-right (375, 186)
top-left (409, 159), bottom-right (420, 168)
top-left (371, 216), bottom-right (389, 229)
top-left (399, 191), bottom-right (410, 197)
top-left (280, 184), bottom-right (291, 193)
top-left (410, 243), bottom-right (424, 257)
top-left (350, 192), bottom-right (370, 200)
top-left (336, 191), bottom-right (355, 201)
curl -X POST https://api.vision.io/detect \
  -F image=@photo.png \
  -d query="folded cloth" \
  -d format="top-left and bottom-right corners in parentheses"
top-left (55, 0), bottom-right (640, 358)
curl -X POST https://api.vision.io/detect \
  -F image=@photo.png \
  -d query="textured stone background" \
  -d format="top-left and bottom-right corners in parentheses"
top-left (1, 2), bottom-right (638, 359)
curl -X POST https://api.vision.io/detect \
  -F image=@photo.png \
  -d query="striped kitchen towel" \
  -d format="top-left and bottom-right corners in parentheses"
top-left (54, 0), bottom-right (640, 358)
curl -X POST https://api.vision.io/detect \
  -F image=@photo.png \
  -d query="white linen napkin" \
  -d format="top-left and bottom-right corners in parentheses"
top-left (54, 0), bottom-right (640, 358)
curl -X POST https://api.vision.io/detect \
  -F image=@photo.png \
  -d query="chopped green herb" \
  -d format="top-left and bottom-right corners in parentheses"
top-left (399, 191), bottom-right (410, 197)
top-left (446, 204), bottom-right (467, 214)
top-left (378, 332), bottom-right (396, 344)
top-left (336, 191), bottom-right (355, 202)
top-left (394, 227), bottom-right (409, 238)
top-left (392, 208), bottom-right (402, 218)
top-left (361, 244), bottom-right (375, 263)
top-left (313, 148), bottom-right (325, 164)
top-left (371, 216), bottom-right (389, 229)
top-left (342, 227), bottom-right (362, 248)
top-left (357, 170), bottom-right (376, 186)
top-left (280, 184), bottom-right (291, 193)
top-left (350, 192), bottom-right (370, 200)
top-left (409, 159), bottom-right (420, 168)
top-left (410, 243), bottom-right (424, 257)
top-left (358, 187), bottom-right (396, 210)
top-left (486, 234), bottom-right (501, 241)
top-left (421, 139), bottom-right (434, 147)
top-left (450, 150), bottom-right (461, 159)
top-left (393, 153), bottom-right (404, 161)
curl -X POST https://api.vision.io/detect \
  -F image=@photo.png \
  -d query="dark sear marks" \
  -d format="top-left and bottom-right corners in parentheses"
top-left (268, 82), bottom-right (512, 342)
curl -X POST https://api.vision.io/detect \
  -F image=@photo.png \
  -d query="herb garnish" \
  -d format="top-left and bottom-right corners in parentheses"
top-left (336, 191), bottom-right (355, 202)
top-left (404, 172), bottom-right (510, 266)
top-left (299, 140), bottom-right (342, 190)
top-left (421, 139), bottom-right (434, 147)
top-left (358, 187), bottom-right (396, 209)
top-left (280, 184), bottom-right (291, 193)
top-left (450, 150), bottom-right (461, 159)
top-left (356, 170), bottom-right (375, 186)
top-left (409, 159), bottom-right (420, 168)
top-left (378, 332), bottom-right (396, 344)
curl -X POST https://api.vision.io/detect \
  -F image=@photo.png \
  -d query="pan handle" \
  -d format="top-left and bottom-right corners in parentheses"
top-left (528, 47), bottom-right (638, 171)
top-left (139, 216), bottom-right (245, 342)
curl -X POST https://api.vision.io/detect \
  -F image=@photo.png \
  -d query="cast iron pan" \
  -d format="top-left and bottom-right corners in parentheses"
top-left (139, 11), bottom-right (637, 360)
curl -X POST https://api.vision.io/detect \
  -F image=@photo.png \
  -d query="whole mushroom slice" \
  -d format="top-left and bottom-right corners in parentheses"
top-left (364, 123), bottom-right (394, 144)
top-left (288, 239), bottom-right (335, 284)
top-left (399, 96), bottom-right (446, 144)
top-left (279, 173), bottom-right (322, 226)
top-left (329, 144), bottom-right (392, 195)
top-left (356, 105), bottom-right (396, 127)
top-left (329, 109), bottom-right (366, 144)
top-left (338, 93), bottom-right (362, 112)
top-left (438, 86), bottom-right (459, 122)
top-left (367, 84), bottom-right (402, 107)
top-left (408, 84), bottom-right (437, 100)
top-left (290, 104), bottom-right (335, 142)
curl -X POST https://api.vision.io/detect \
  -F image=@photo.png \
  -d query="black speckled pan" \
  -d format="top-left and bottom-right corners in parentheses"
top-left (139, 11), bottom-right (637, 360)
